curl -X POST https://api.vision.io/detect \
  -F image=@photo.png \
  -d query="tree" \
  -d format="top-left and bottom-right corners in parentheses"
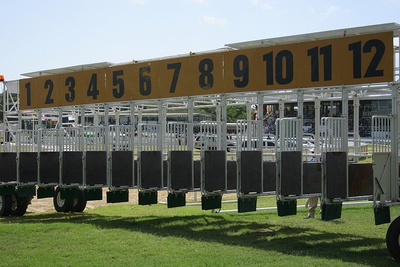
top-left (227, 105), bottom-right (248, 123)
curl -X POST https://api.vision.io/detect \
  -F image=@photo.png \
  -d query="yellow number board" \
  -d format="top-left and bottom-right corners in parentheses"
top-left (19, 31), bottom-right (393, 110)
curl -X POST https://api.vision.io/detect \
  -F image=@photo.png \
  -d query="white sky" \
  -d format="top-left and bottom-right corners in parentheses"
top-left (1, 0), bottom-right (399, 81)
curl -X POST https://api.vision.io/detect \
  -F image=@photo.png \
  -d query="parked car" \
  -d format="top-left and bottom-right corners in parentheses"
top-left (194, 135), bottom-right (236, 151)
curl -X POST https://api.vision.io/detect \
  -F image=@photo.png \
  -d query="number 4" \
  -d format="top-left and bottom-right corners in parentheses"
top-left (87, 73), bottom-right (99, 100)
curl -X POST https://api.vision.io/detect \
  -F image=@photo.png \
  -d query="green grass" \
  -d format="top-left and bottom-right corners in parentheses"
top-left (0, 196), bottom-right (399, 267)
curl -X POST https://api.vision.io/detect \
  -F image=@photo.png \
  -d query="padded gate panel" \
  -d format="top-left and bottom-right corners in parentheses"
top-left (140, 151), bottom-right (162, 189)
top-left (0, 153), bottom-right (17, 182)
top-left (39, 152), bottom-right (59, 184)
top-left (86, 151), bottom-right (107, 186)
top-left (303, 162), bottom-right (321, 194)
top-left (62, 151), bottom-right (83, 184)
top-left (227, 161), bottom-right (237, 191)
top-left (239, 151), bottom-right (262, 194)
top-left (263, 161), bottom-right (276, 192)
top-left (112, 151), bottom-right (133, 187)
top-left (326, 152), bottom-right (347, 199)
top-left (348, 163), bottom-right (373, 197)
top-left (169, 150), bottom-right (193, 190)
top-left (19, 152), bottom-right (38, 183)
top-left (280, 151), bottom-right (302, 196)
top-left (203, 150), bottom-right (226, 192)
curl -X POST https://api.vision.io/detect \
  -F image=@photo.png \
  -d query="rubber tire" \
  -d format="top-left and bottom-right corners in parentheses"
top-left (0, 195), bottom-right (12, 216)
top-left (53, 187), bottom-right (73, 212)
top-left (386, 216), bottom-right (400, 262)
top-left (70, 188), bottom-right (87, 212)
top-left (10, 194), bottom-right (29, 216)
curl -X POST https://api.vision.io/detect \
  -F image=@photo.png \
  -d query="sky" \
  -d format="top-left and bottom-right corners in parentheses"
top-left (1, 0), bottom-right (399, 81)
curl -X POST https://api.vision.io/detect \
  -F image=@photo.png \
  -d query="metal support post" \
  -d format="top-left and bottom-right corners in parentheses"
top-left (390, 84), bottom-right (399, 200)
top-left (353, 94), bottom-right (361, 157)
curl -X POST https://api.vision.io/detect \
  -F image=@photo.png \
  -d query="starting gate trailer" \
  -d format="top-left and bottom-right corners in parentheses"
top-left (1, 22), bottom-right (400, 261)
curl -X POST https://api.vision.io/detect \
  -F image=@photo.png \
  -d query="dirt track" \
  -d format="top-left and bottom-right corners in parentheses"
top-left (26, 189), bottom-right (205, 213)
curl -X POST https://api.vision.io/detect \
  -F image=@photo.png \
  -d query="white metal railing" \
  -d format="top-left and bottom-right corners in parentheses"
top-left (83, 126), bottom-right (107, 151)
top-left (372, 115), bottom-right (391, 153)
top-left (109, 125), bottom-right (134, 151)
top-left (320, 117), bottom-right (347, 152)
top-left (166, 122), bottom-right (190, 151)
top-left (197, 121), bottom-right (220, 151)
top-left (61, 127), bottom-right (83, 151)
top-left (39, 128), bottom-right (62, 152)
top-left (16, 129), bottom-right (37, 152)
top-left (276, 118), bottom-right (302, 152)
top-left (138, 123), bottom-right (161, 151)
top-left (236, 120), bottom-right (262, 151)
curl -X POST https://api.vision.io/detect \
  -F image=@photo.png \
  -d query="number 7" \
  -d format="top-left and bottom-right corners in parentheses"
top-left (167, 62), bottom-right (181, 93)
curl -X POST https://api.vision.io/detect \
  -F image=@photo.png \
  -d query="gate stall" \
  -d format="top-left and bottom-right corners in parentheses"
top-left (165, 122), bottom-right (193, 208)
top-left (275, 118), bottom-right (303, 216)
top-left (236, 119), bottom-right (263, 212)
top-left (320, 117), bottom-right (348, 220)
top-left (137, 123), bottom-right (163, 205)
top-left (372, 116), bottom-right (396, 224)
top-left (198, 121), bottom-right (227, 210)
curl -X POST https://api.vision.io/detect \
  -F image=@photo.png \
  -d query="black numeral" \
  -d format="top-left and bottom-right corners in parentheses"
top-left (139, 66), bottom-right (151, 96)
top-left (87, 74), bottom-right (99, 99)
top-left (263, 50), bottom-right (293, 85)
top-left (233, 55), bottom-right (249, 88)
top-left (167, 63), bottom-right (181, 93)
top-left (65, 76), bottom-right (75, 102)
top-left (112, 70), bottom-right (124, 98)
top-left (44, 79), bottom-right (54, 104)
top-left (348, 39), bottom-right (385, 78)
top-left (199, 59), bottom-right (214, 89)
top-left (307, 45), bottom-right (332, 82)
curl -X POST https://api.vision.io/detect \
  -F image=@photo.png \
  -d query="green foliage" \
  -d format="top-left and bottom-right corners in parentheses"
top-left (227, 105), bottom-right (248, 123)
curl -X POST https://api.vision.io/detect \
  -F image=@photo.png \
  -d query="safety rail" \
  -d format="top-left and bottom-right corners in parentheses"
top-left (236, 120), bottom-right (262, 151)
top-left (197, 121), bottom-right (221, 151)
top-left (166, 122), bottom-right (190, 151)
top-left (372, 116), bottom-right (391, 153)
top-left (16, 129), bottom-right (37, 152)
top-left (138, 124), bottom-right (161, 151)
top-left (109, 125), bottom-right (134, 151)
top-left (83, 126), bottom-right (107, 151)
top-left (320, 117), bottom-right (347, 153)
top-left (276, 118), bottom-right (302, 152)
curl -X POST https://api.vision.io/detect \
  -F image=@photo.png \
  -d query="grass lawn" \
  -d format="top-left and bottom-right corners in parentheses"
top-left (0, 196), bottom-right (399, 267)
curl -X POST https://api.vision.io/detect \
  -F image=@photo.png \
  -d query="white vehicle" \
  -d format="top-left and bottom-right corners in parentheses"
top-left (194, 135), bottom-right (236, 151)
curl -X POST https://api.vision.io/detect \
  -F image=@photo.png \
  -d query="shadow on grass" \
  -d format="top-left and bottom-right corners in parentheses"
top-left (2, 210), bottom-right (395, 266)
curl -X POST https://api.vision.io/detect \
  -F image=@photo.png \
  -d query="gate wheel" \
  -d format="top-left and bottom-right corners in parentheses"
top-left (0, 195), bottom-right (12, 216)
top-left (10, 194), bottom-right (30, 216)
top-left (386, 216), bottom-right (400, 262)
top-left (53, 187), bottom-right (73, 212)
top-left (71, 188), bottom-right (87, 212)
